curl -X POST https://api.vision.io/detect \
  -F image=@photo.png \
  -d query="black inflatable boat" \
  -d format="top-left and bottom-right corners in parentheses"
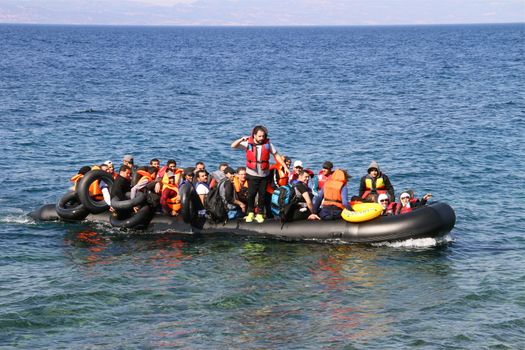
top-left (29, 201), bottom-right (455, 244)
top-left (28, 169), bottom-right (456, 243)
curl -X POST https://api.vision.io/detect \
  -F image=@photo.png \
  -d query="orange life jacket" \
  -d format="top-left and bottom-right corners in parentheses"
top-left (322, 169), bottom-right (347, 209)
top-left (70, 173), bottom-right (103, 201)
top-left (266, 164), bottom-right (288, 193)
top-left (136, 169), bottom-right (154, 184)
top-left (233, 176), bottom-right (248, 192)
top-left (317, 170), bottom-right (332, 190)
top-left (160, 168), bottom-right (184, 186)
top-left (245, 137), bottom-right (271, 171)
top-left (162, 183), bottom-right (181, 213)
top-left (233, 175), bottom-right (249, 203)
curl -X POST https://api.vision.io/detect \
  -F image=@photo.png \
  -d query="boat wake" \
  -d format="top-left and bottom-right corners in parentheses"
top-left (373, 234), bottom-right (454, 248)
top-left (0, 208), bottom-right (36, 225)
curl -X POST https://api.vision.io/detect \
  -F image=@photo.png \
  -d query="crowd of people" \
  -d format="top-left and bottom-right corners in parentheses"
top-left (70, 125), bottom-right (432, 223)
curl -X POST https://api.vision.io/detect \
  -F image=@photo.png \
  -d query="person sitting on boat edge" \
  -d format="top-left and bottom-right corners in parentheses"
top-left (377, 193), bottom-right (393, 216)
top-left (285, 171), bottom-right (320, 222)
top-left (231, 125), bottom-right (289, 223)
top-left (391, 191), bottom-right (432, 215)
top-left (359, 161), bottom-right (395, 202)
top-left (70, 165), bottom-right (104, 202)
top-left (313, 169), bottom-right (351, 220)
top-left (69, 165), bottom-right (92, 191)
top-left (289, 160), bottom-right (304, 183)
top-left (233, 166), bottom-right (249, 209)
top-left (110, 165), bottom-right (135, 218)
top-left (309, 161), bottom-right (333, 199)
top-left (218, 166), bottom-right (246, 219)
top-left (316, 161), bottom-right (334, 189)
top-left (160, 171), bottom-right (181, 217)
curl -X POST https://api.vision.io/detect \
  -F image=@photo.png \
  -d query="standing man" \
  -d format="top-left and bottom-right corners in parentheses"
top-left (231, 125), bottom-right (289, 223)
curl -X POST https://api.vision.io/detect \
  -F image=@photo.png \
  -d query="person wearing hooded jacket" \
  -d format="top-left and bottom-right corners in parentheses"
top-left (389, 191), bottom-right (432, 215)
top-left (359, 161), bottom-right (395, 202)
top-left (313, 169), bottom-right (351, 220)
top-left (377, 193), bottom-right (393, 216)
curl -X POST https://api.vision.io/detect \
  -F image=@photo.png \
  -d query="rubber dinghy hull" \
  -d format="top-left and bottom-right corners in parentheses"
top-left (29, 202), bottom-right (455, 243)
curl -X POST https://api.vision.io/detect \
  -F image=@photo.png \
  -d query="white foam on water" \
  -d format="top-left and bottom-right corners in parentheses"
top-left (373, 234), bottom-right (454, 248)
top-left (0, 214), bottom-right (35, 225)
top-left (0, 207), bottom-right (36, 224)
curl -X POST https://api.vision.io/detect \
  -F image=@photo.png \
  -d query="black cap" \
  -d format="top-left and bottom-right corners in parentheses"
top-left (322, 161), bottom-right (334, 170)
top-left (183, 167), bottom-right (195, 176)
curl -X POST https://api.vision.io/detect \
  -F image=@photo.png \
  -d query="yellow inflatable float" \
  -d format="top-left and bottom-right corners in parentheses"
top-left (341, 203), bottom-right (383, 223)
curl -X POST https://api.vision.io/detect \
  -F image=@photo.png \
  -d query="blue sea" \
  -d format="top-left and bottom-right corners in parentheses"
top-left (1, 23), bottom-right (524, 349)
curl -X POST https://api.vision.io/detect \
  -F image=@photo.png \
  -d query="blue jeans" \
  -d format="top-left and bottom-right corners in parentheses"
top-left (228, 208), bottom-right (243, 220)
top-left (318, 206), bottom-right (343, 220)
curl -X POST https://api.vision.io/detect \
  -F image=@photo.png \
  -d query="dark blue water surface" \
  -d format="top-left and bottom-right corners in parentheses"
top-left (1, 24), bottom-right (524, 349)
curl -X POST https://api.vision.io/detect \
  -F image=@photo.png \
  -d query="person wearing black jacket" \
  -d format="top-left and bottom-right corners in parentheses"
top-left (218, 167), bottom-right (246, 219)
top-left (287, 171), bottom-right (321, 221)
top-left (359, 161), bottom-right (395, 202)
top-left (110, 165), bottom-right (133, 218)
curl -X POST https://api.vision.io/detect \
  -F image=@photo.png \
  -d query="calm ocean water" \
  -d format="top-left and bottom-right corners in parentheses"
top-left (1, 23), bottom-right (524, 349)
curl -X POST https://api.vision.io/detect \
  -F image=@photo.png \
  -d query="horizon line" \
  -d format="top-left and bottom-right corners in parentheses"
top-left (1, 21), bottom-right (524, 28)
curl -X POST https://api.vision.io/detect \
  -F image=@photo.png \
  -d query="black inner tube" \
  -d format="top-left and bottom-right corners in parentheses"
top-left (55, 191), bottom-right (89, 221)
top-left (77, 170), bottom-right (114, 214)
top-left (109, 205), bottom-right (152, 229)
top-left (111, 191), bottom-right (146, 211)
top-left (179, 182), bottom-right (200, 224)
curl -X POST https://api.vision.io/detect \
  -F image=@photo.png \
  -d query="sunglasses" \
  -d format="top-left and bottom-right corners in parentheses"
top-left (380, 199), bottom-right (389, 203)
top-left (401, 196), bottom-right (410, 200)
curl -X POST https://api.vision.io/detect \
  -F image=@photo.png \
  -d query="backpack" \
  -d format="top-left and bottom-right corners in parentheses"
top-left (205, 179), bottom-right (228, 223)
top-left (271, 183), bottom-right (300, 220)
